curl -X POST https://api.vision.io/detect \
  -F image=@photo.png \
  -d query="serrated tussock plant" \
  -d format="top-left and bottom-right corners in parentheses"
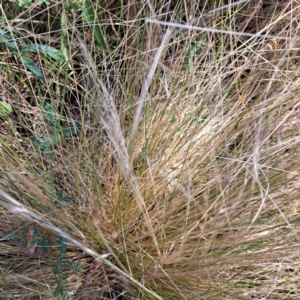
top-left (1, 0), bottom-right (300, 299)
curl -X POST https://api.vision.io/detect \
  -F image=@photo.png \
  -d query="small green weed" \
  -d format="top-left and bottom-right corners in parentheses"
top-left (4, 221), bottom-right (51, 256)
top-left (9, 0), bottom-right (52, 7)
top-left (0, 28), bottom-right (65, 81)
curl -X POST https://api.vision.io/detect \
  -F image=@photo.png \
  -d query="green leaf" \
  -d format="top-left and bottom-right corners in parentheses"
top-left (31, 135), bottom-right (60, 150)
top-left (62, 272), bottom-right (69, 280)
top-left (54, 282), bottom-right (63, 295)
top-left (0, 28), bottom-right (18, 51)
top-left (40, 102), bottom-right (60, 131)
top-left (55, 256), bottom-right (63, 273)
top-left (55, 190), bottom-right (73, 206)
top-left (3, 231), bottom-right (19, 239)
top-left (9, 0), bottom-right (32, 7)
top-left (59, 237), bottom-right (67, 256)
top-left (27, 122), bottom-right (88, 153)
top-left (57, 190), bottom-right (63, 201)
top-left (37, 236), bottom-right (51, 254)
top-left (70, 259), bottom-right (84, 273)
top-left (61, 122), bottom-right (83, 137)
top-left (17, 55), bottom-right (45, 81)
top-left (0, 102), bottom-right (12, 117)
top-left (188, 57), bottom-right (193, 74)
top-left (19, 235), bottom-right (26, 247)
top-left (20, 44), bottom-right (65, 62)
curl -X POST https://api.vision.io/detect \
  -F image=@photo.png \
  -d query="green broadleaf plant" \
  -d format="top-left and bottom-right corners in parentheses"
top-left (0, 102), bottom-right (13, 117)
top-left (16, 55), bottom-right (45, 81)
top-left (8, 0), bottom-right (52, 8)
top-left (20, 44), bottom-right (65, 62)
top-left (1, 28), bottom-right (65, 81)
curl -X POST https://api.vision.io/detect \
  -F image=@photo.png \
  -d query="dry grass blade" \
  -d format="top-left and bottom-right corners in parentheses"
top-left (130, 26), bottom-right (173, 140)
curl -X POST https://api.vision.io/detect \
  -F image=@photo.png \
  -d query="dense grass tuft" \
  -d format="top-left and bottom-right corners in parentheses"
top-left (1, 0), bottom-right (300, 299)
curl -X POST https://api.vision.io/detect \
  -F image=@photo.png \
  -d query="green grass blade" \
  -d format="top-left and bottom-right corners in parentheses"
top-left (60, 11), bottom-right (71, 67)
top-left (82, 0), bottom-right (107, 51)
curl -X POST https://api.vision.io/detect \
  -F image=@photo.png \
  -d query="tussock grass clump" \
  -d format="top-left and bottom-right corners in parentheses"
top-left (1, 0), bottom-right (300, 299)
